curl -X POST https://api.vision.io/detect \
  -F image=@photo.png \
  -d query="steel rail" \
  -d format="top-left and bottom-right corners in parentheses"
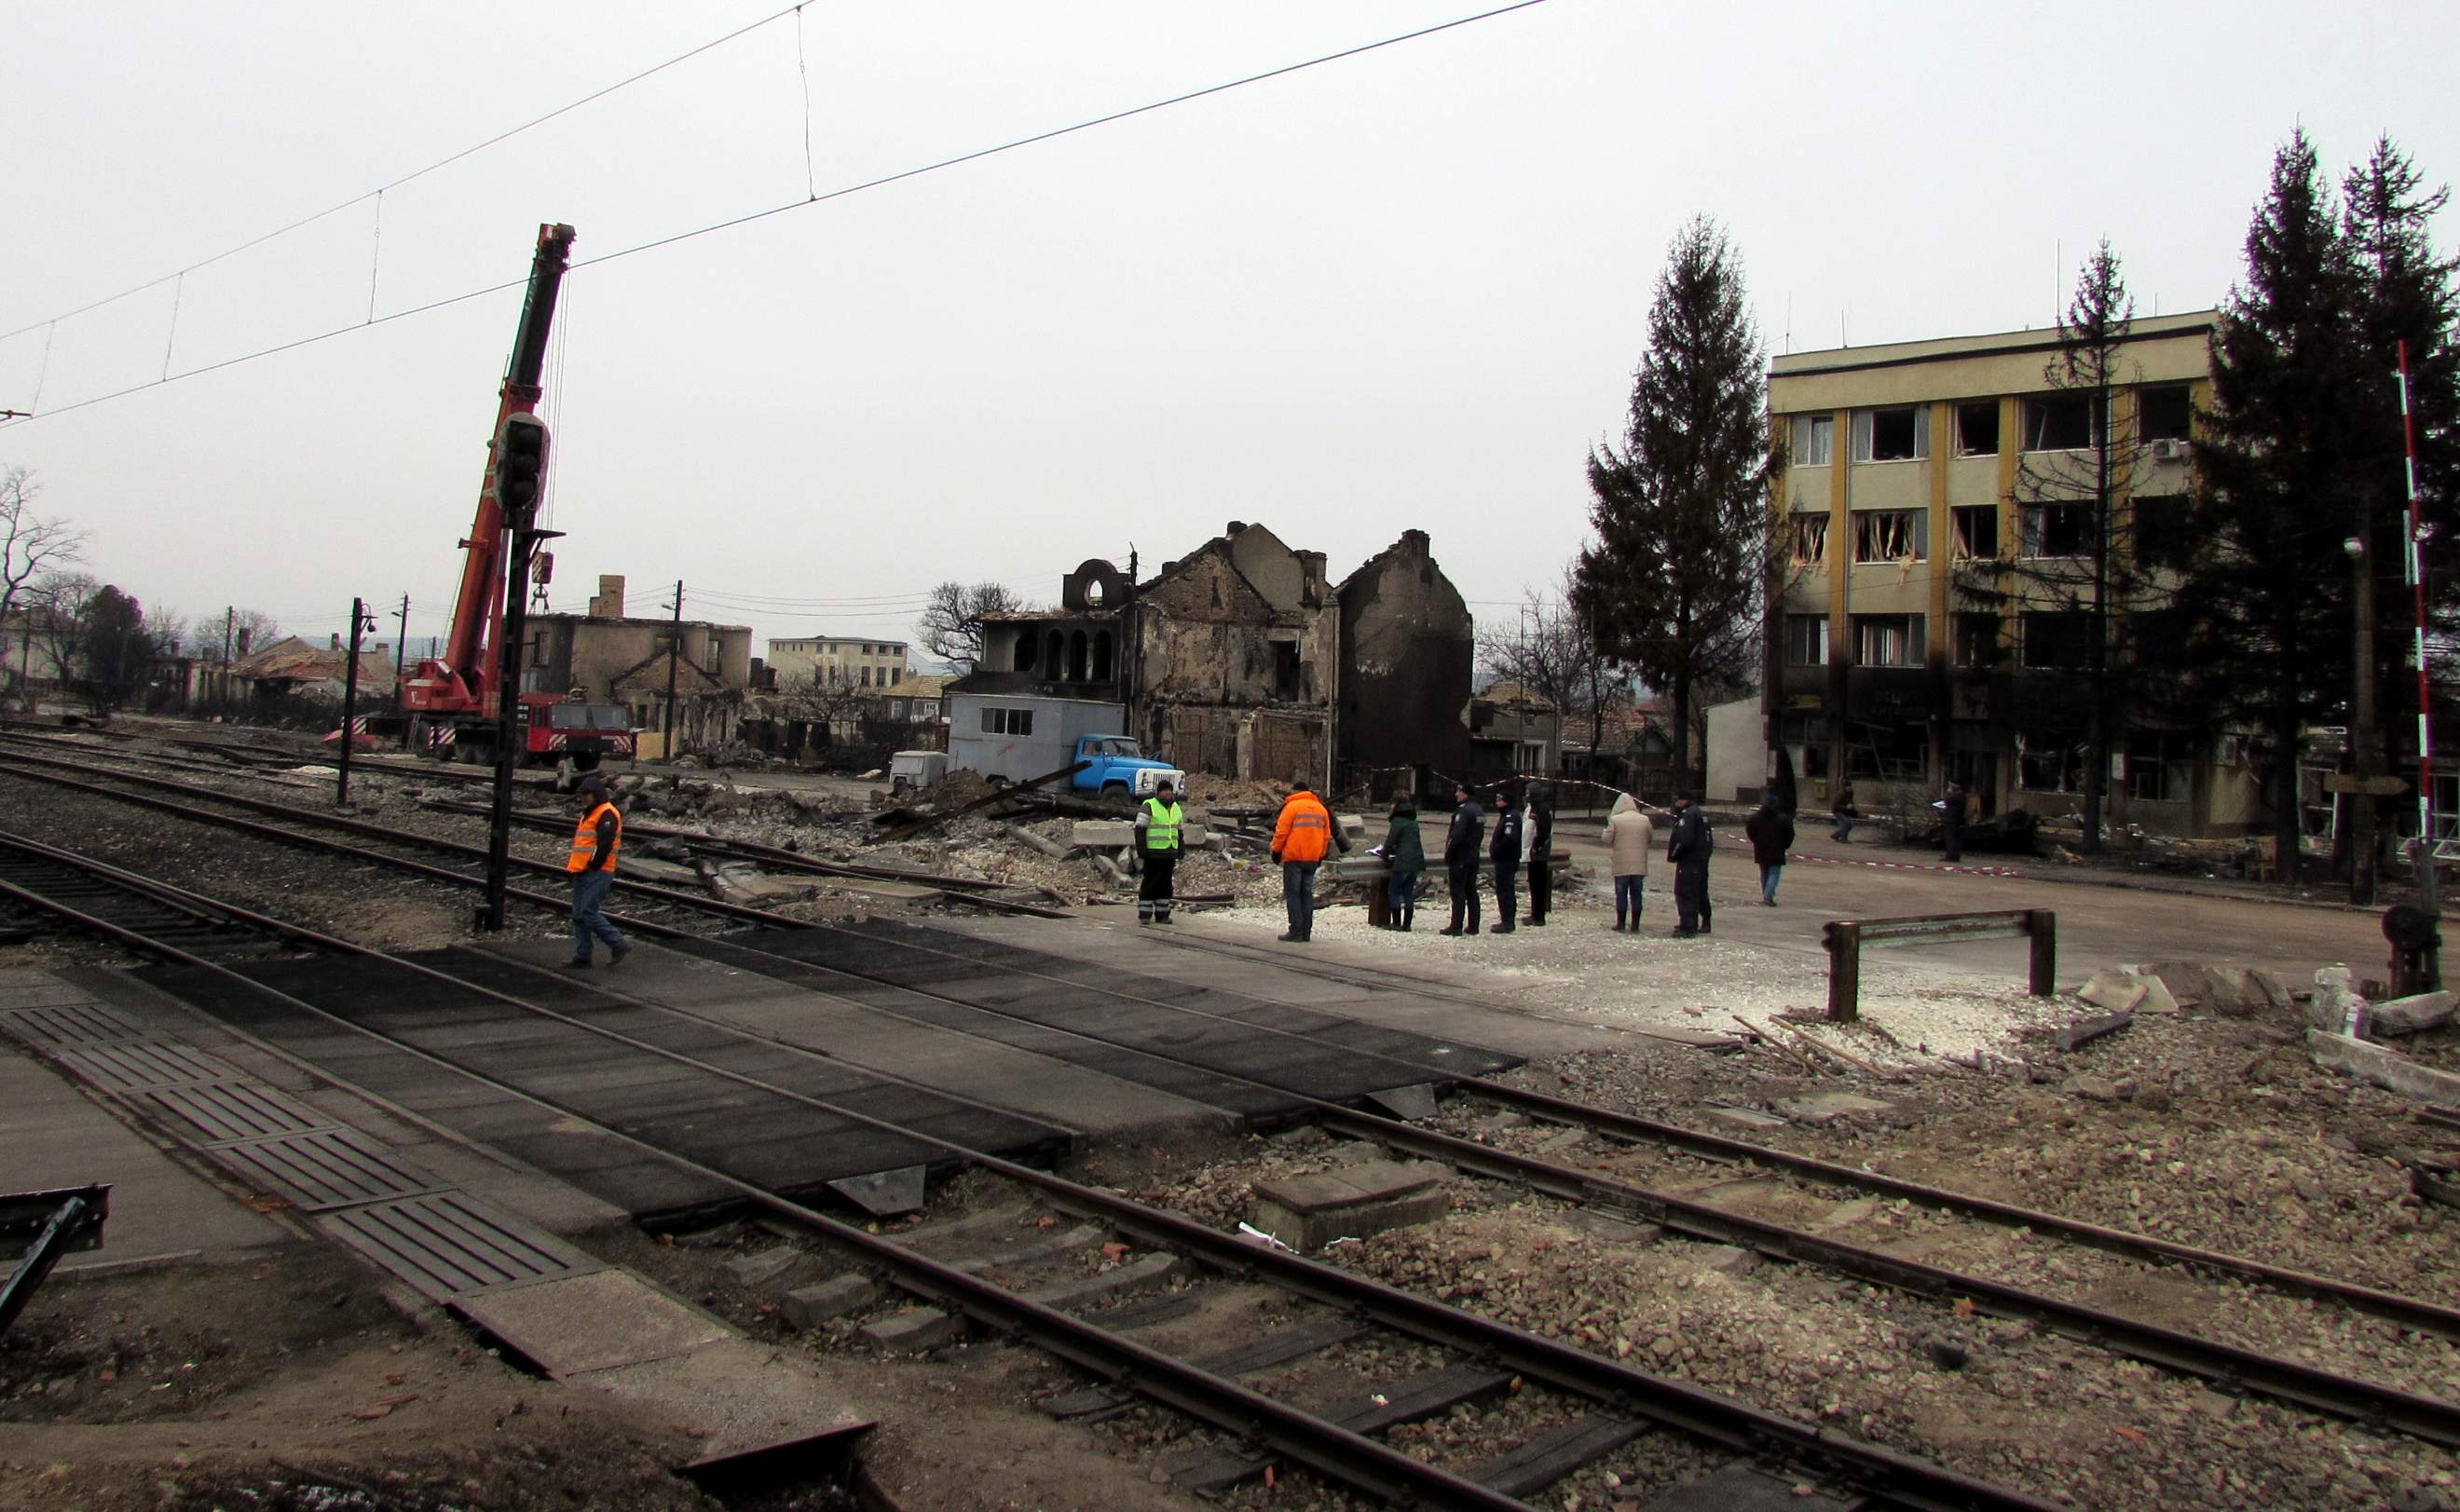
top-left (0, 829), bottom-right (2051, 1512)
top-left (12, 744), bottom-right (2454, 1367)
top-left (0, 838), bottom-right (1525, 1512)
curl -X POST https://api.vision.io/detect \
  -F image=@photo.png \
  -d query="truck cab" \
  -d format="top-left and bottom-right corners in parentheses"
top-left (1073, 735), bottom-right (1185, 802)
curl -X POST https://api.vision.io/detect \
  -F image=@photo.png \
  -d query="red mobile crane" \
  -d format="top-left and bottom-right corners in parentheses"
top-left (400, 223), bottom-right (634, 769)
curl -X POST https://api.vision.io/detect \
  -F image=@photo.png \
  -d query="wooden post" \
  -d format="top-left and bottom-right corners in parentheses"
top-left (1824, 920), bottom-right (1861, 1022)
top-left (2026, 909), bottom-right (2056, 996)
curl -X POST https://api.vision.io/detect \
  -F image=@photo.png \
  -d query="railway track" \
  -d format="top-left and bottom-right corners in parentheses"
top-left (0, 824), bottom-right (2058, 1511)
top-left (6, 738), bottom-right (2460, 1450)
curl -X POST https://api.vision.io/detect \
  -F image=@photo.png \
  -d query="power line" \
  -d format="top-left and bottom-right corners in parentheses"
top-left (1, 0), bottom-right (1553, 430)
top-left (0, 2), bottom-right (809, 345)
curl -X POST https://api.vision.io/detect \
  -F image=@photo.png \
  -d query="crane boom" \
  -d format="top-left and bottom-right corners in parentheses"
top-left (400, 223), bottom-right (576, 717)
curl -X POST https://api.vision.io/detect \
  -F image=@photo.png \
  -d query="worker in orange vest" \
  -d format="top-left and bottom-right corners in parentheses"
top-left (1270, 781), bottom-right (1346, 943)
top-left (564, 775), bottom-right (630, 969)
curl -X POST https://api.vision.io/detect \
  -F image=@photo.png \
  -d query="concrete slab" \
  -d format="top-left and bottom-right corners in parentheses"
top-left (0, 1019), bottom-right (288, 1271)
top-left (2309, 1030), bottom-right (2460, 1108)
top-left (1699, 1106), bottom-right (1789, 1131)
top-left (1771, 1092), bottom-right (1895, 1125)
top-left (1249, 1161), bottom-right (1451, 1251)
top-left (454, 1269), bottom-right (731, 1376)
top-left (570, 1336), bottom-right (873, 1459)
top-left (488, 937), bottom-right (1218, 1141)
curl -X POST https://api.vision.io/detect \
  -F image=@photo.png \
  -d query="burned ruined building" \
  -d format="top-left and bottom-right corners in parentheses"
top-left (948, 523), bottom-right (1470, 793)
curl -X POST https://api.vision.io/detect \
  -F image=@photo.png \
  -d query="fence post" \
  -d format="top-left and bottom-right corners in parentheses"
top-left (1824, 920), bottom-right (1861, 1022)
top-left (2026, 909), bottom-right (2057, 996)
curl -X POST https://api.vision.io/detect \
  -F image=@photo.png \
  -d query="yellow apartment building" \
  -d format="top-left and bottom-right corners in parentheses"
top-left (1764, 311), bottom-right (2263, 838)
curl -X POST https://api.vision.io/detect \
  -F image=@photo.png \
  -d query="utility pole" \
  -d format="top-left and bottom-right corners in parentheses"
top-left (220, 606), bottom-right (234, 708)
top-left (337, 597), bottom-right (374, 807)
top-left (1120, 550), bottom-right (1137, 737)
top-left (395, 594), bottom-right (411, 694)
top-left (2399, 342), bottom-right (2440, 911)
top-left (482, 414), bottom-right (557, 933)
top-left (662, 580), bottom-right (684, 763)
top-left (2351, 492), bottom-right (2382, 906)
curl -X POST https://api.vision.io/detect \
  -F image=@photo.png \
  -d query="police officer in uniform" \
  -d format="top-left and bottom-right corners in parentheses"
top-left (1134, 779), bottom-right (1183, 924)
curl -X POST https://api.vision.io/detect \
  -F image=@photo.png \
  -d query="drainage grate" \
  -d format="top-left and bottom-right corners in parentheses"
top-left (205, 1128), bottom-right (439, 1212)
top-left (318, 1193), bottom-right (594, 1301)
top-left (130, 1081), bottom-right (331, 1144)
top-left (1, 1001), bottom-right (148, 1047)
top-left (54, 1040), bottom-right (234, 1091)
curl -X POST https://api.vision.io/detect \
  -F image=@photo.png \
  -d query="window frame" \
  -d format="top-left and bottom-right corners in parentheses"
top-left (2019, 501), bottom-right (2096, 559)
top-left (1792, 414), bottom-right (1835, 467)
top-left (1788, 512), bottom-right (1830, 569)
top-left (1852, 405), bottom-right (1931, 463)
top-left (1784, 614), bottom-right (1829, 667)
top-left (2137, 385), bottom-right (2193, 443)
top-left (2022, 393), bottom-right (2104, 453)
top-left (1852, 509), bottom-right (1928, 565)
top-left (1851, 613), bottom-right (1926, 668)
top-left (2019, 609), bottom-right (2093, 670)
top-left (1955, 401), bottom-right (2001, 457)
top-left (1949, 505), bottom-right (2000, 561)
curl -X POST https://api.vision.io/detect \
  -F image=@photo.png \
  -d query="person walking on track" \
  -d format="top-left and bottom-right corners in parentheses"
top-left (1745, 789), bottom-right (1795, 906)
top-left (564, 775), bottom-right (629, 969)
top-left (1439, 782), bottom-right (1485, 936)
top-left (1488, 787), bottom-right (1524, 934)
top-left (1523, 782), bottom-right (1554, 926)
top-left (1666, 791), bottom-right (1714, 937)
top-left (1603, 792), bottom-right (1653, 931)
top-left (1270, 781), bottom-right (1344, 942)
top-left (1378, 796), bottom-right (1424, 932)
top-left (1133, 778), bottom-right (1183, 925)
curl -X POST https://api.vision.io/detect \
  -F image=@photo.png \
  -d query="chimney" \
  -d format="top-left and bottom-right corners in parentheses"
top-left (236, 628), bottom-right (253, 657)
top-left (1225, 520), bottom-right (1246, 536)
top-left (589, 574), bottom-right (627, 619)
top-left (1401, 529), bottom-right (1430, 554)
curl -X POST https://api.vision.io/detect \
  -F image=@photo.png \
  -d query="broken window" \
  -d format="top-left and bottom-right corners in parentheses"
top-left (1012, 634), bottom-right (1036, 673)
top-left (1852, 613), bottom-right (1924, 667)
top-left (1852, 405), bottom-right (1929, 462)
top-left (1067, 631), bottom-right (1088, 682)
top-left (2020, 610), bottom-right (2092, 669)
top-left (2132, 494), bottom-right (2192, 570)
top-left (1845, 722), bottom-right (1928, 781)
top-left (2125, 729), bottom-right (2195, 801)
top-left (1953, 611), bottom-right (2002, 668)
top-left (1789, 513), bottom-right (1829, 568)
top-left (2023, 394), bottom-right (2102, 451)
top-left (1950, 506), bottom-right (2000, 560)
top-left (1852, 510), bottom-right (1925, 564)
top-left (1792, 414), bottom-right (1834, 466)
top-left (2137, 385), bottom-right (2193, 443)
top-left (1092, 631), bottom-right (1114, 681)
top-left (1784, 614), bottom-right (1828, 666)
top-left (2016, 729), bottom-right (2084, 793)
top-left (2019, 502), bottom-right (2094, 558)
top-left (1273, 641), bottom-right (1301, 700)
top-left (1956, 402), bottom-right (2001, 456)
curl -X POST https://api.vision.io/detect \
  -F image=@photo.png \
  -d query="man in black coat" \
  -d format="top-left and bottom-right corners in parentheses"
top-left (1743, 790), bottom-right (1795, 906)
top-left (1940, 780), bottom-right (1967, 865)
top-left (1438, 782), bottom-right (1485, 936)
top-left (1666, 791), bottom-right (1714, 937)
top-left (1522, 782), bottom-right (1554, 926)
top-left (1488, 787), bottom-right (1524, 935)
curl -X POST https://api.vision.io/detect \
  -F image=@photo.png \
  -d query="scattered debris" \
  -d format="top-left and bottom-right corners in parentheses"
top-left (2055, 1010), bottom-right (2135, 1054)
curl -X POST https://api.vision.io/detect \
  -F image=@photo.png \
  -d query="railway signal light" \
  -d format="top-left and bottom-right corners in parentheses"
top-left (494, 414), bottom-right (549, 515)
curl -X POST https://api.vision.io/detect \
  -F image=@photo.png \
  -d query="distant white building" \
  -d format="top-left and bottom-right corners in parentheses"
top-left (767, 635), bottom-right (909, 690)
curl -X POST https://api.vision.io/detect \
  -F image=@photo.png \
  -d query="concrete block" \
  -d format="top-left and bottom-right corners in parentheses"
top-left (1024, 1253), bottom-right (1183, 1311)
top-left (782, 1274), bottom-right (879, 1328)
top-left (1772, 1093), bottom-right (1895, 1125)
top-left (1693, 1244), bottom-right (1762, 1274)
top-left (2145, 960), bottom-right (2294, 1017)
top-left (2373, 991), bottom-right (2458, 1037)
top-left (2076, 968), bottom-right (2174, 1015)
top-left (1072, 820), bottom-right (1136, 849)
top-left (721, 1245), bottom-right (805, 1288)
top-left (860, 1307), bottom-right (964, 1353)
top-left (2067, 1074), bottom-right (2138, 1103)
top-left (2308, 1031), bottom-right (2460, 1109)
top-left (1247, 1160), bottom-right (1451, 1251)
top-left (1700, 1106), bottom-right (1788, 1131)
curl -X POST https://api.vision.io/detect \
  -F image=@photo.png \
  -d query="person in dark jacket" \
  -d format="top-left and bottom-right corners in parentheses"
top-left (1488, 787), bottom-right (1524, 934)
top-left (1379, 797), bottom-right (1425, 932)
top-left (1522, 782), bottom-right (1554, 926)
top-left (1830, 780), bottom-right (1861, 843)
top-left (1743, 791), bottom-right (1795, 906)
top-left (1665, 791), bottom-right (1714, 936)
top-left (1438, 782), bottom-right (1484, 936)
top-left (1939, 780), bottom-right (1967, 864)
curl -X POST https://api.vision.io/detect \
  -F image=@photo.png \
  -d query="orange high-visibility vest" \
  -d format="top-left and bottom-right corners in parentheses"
top-left (567, 801), bottom-right (622, 873)
top-left (1273, 792), bottom-right (1334, 863)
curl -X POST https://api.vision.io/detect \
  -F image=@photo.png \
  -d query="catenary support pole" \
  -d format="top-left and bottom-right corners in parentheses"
top-left (2400, 342), bottom-right (2440, 912)
top-left (337, 597), bottom-right (366, 808)
top-left (662, 580), bottom-right (683, 763)
top-left (2353, 489), bottom-right (2381, 906)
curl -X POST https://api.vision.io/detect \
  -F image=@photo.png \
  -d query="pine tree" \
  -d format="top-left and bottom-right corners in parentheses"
top-left (1957, 241), bottom-right (2167, 852)
top-left (2177, 130), bottom-right (2373, 872)
top-left (1573, 217), bottom-right (1776, 792)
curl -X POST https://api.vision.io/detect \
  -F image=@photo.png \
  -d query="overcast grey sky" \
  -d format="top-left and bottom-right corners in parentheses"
top-left (5, 1), bottom-right (2455, 661)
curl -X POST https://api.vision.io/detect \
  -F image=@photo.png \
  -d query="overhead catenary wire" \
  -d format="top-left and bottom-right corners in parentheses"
top-left (1, 0), bottom-right (1554, 430)
top-left (0, 1), bottom-right (813, 346)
